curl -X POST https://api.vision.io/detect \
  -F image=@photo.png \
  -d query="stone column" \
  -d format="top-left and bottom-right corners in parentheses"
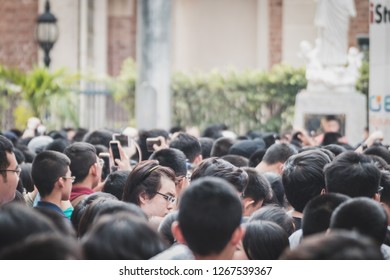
top-left (135, 0), bottom-right (172, 130)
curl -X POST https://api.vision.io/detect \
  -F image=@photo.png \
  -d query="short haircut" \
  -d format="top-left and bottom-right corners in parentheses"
top-left (198, 137), bottom-right (214, 159)
top-left (0, 203), bottom-right (58, 252)
top-left (302, 193), bottom-right (350, 237)
top-left (364, 144), bottom-right (390, 164)
top-left (158, 211), bottom-right (178, 245)
top-left (322, 144), bottom-right (347, 156)
top-left (241, 167), bottom-right (273, 205)
top-left (64, 142), bottom-right (97, 184)
top-left (282, 149), bottom-right (331, 212)
top-left (262, 143), bottom-right (298, 165)
top-left (263, 172), bottom-right (287, 208)
top-left (280, 230), bottom-right (383, 260)
top-left (210, 137), bottom-right (236, 158)
top-left (0, 135), bottom-right (14, 179)
top-left (81, 212), bottom-right (167, 259)
top-left (191, 157), bottom-right (248, 193)
top-left (149, 148), bottom-right (187, 177)
top-left (324, 151), bottom-right (382, 198)
top-left (243, 220), bottom-right (289, 260)
top-left (221, 154), bottom-right (249, 167)
top-left (169, 132), bottom-right (201, 163)
top-left (248, 204), bottom-right (295, 236)
top-left (122, 160), bottom-right (176, 205)
top-left (330, 197), bottom-right (388, 245)
top-left (31, 151), bottom-right (71, 197)
top-left (102, 170), bottom-right (130, 200)
top-left (82, 129), bottom-right (113, 148)
top-left (178, 177), bottom-right (242, 256)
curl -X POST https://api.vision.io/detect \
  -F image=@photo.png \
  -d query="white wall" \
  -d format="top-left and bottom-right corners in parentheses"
top-left (282, 0), bottom-right (317, 67)
top-left (172, 0), bottom-right (258, 72)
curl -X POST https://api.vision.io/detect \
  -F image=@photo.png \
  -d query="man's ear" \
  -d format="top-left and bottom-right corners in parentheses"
top-left (193, 154), bottom-right (203, 165)
top-left (230, 225), bottom-right (245, 247)
top-left (90, 163), bottom-right (97, 176)
top-left (320, 188), bottom-right (326, 195)
top-left (373, 192), bottom-right (380, 202)
top-left (172, 221), bottom-right (186, 244)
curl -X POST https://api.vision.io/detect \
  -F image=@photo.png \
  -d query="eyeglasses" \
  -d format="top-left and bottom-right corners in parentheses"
top-left (0, 166), bottom-right (21, 176)
top-left (61, 176), bottom-right (76, 183)
top-left (153, 191), bottom-right (176, 204)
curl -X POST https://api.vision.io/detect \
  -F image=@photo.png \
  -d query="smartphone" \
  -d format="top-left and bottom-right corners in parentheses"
top-left (146, 137), bottom-right (161, 152)
top-left (113, 133), bottom-right (129, 148)
top-left (99, 152), bottom-right (111, 180)
top-left (109, 141), bottom-right (121, 166)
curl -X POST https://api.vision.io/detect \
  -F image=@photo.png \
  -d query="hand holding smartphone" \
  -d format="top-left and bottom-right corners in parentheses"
top-left (109, 140), bottom-right (121, 166)
top-left (146, 137), bottom-right (161, 152)
top-left (99, 152), bottom-right (111, 180)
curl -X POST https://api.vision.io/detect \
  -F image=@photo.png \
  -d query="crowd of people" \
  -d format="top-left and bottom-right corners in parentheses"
top-left (0, 115), bottom-right (389, 260)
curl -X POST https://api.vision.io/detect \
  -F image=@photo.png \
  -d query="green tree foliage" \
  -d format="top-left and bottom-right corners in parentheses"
top-left (111, 59), bottom-right (307, 133)
top-left (0, 65), bottom-right (79, 130)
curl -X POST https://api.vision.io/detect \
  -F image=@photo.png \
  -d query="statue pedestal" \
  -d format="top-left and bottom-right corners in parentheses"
top-left (294, 89), bottom-right (367, 146)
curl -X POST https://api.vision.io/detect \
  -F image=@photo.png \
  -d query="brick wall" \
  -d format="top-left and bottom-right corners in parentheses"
top-left (0, 0), bottom-right (38, 71)
top-left (268, 0), bottom-right (283, 68)
top-left (349, 0), bottom-right (369, 48)
top-left (107, 2), bottom-right (137, 77)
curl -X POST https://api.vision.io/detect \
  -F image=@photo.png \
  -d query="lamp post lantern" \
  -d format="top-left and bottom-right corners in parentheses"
top-left (36, 0), bottom-right (58, 68)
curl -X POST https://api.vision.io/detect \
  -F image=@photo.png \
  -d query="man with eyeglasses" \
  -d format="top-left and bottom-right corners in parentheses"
top-left (0, 135), bottom-right (20, 205)
top-left (64, 142), bottom-right (103, 208)
top-left (31, 150), bottom-right (73, 220)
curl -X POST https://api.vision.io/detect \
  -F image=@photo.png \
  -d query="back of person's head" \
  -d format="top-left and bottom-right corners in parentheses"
top-left (324, 151), bottom-right (382, 198)
top-left (262, 143), bottom-right (298, 165)
top-left (35, 207), bottom-right (76, 237)
top-left (241, 167), bottom-right (273, 207)
top-left (19, 163), bottom-right (34, 193)
top-left (64, 142), bottom-right (97, 184)
top-left (0, 234), bottom-right (82, 260)
top-left (210, 137), bottom-right (236, 157)
top-left (149, 148), bottom-right (187, 177)
top-left (248, 149), bottom-right (266, 168)
top-left (280, 230), bottom-right (384, 260)
top-left (0, 203), bottom-right (58, 252)
top-left (302, 193), bottom-right (350, 237)
top-left (330, 197), bottom-right (388, 245)
top-left (44, 138), bottom-right (70, 153)
top-left (137, 129), bottom-right (170, 161)
top-left (78, 198), bottom-right (147, 237)
top-left (169, 132), bottom-right (201, 163)
top-left (122, 160), bottom-right (176, 206)
top-left (82, 129), bottom-right (113, 148)
top-left (248, 204), bottom-right (295, 236)
top-left (364, 144), bottom-right (390, 164)
top-left (228, 139), bottom-right (266, 159)
top-left (158, 210), bottom-right (178, 245)
top-left (31, 150), bottom-right (71, 197)
top-left (81, 212), bottom-right (167, 259)
top-left (263, 172), bottom-right (287, 208)
top-left (221, 154), bottom-right (249, 167)
top-left (70, 192), bottom-right (118, 233)
top-left (243, 220), bottom-right (289, 260)
top-left (282, 149), bottom-right (331, 213)
top-left (72, 128), bottom-right (88, 142)
top-left (102, 170), bottom-right (130, 200)
top-left (202, 123), bottom-right (227, 139)
top-left (177, 177), bottom-right (242, 256)
top-left (191, 157), bottom-right (248, 193)
top-left (322, 144), bottom-right (347, 156)
top-left (198, 137), bottom-right (214, 159)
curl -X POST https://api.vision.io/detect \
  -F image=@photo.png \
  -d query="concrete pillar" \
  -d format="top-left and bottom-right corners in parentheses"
top-left (135, 0), bottom-right (172, 130)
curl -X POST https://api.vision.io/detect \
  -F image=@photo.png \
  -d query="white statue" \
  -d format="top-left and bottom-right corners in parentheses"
top-left (299, 0), bottom-right (361, 92)
top-left (314, 0), bottom-right (356, 67)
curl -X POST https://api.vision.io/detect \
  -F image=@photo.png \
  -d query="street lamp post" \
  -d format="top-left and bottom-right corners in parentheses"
top-left (36, 0), bottom-right (58, 68)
